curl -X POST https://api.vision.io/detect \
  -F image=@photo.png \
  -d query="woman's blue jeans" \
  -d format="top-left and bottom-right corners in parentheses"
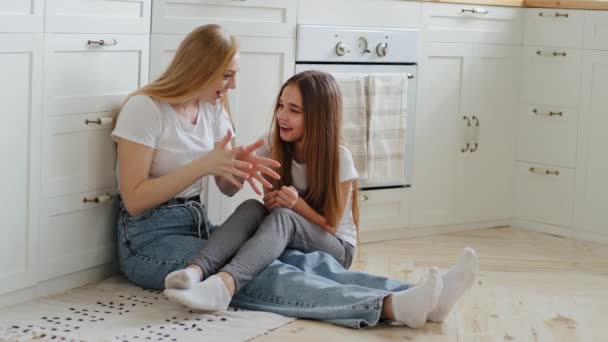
top-left (117, 198), bottom-right (410, 328)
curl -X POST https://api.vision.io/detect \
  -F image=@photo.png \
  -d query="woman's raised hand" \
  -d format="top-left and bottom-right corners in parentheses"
top-left (234, 138), bottom-right (281, 195)
top-left (200, 130), bottom-right (253, 189)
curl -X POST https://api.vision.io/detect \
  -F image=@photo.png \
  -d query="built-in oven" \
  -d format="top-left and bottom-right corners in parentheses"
top-left (295, 25), bottom-right (418, 190)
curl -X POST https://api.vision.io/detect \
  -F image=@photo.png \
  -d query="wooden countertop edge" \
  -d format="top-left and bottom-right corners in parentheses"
top-left (418, 0), bottom-right (608, 10)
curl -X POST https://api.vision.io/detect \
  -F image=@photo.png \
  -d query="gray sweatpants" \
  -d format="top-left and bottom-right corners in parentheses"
top-left (191, 199), bottom-right (355, 291)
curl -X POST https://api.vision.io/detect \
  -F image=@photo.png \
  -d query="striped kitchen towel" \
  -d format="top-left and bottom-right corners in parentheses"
top-left (333, 73), bottom-right (368, 180)
top-left (366, 73), bottom-right (409, 185)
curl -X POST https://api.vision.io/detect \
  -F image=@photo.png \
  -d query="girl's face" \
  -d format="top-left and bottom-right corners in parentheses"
top-left (276, 83), bottom-right (305, 143)
top-left (202, 53), bottom-right (240, 104)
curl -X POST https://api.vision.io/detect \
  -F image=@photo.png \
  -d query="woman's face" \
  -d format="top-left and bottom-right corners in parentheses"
top-left (202, 53), bottom-right (240, 104)
top-left (276, 83), bottom-right (305, 143)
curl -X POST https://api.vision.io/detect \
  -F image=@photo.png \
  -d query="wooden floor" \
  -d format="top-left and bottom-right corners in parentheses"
top-left (254, 227), bottom-right (608, 342)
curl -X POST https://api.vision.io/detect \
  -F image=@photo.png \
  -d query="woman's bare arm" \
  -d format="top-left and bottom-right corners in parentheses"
top-left (117, 134), bottom-right (250, 216)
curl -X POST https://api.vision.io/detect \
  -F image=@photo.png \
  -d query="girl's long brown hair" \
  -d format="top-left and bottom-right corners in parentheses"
top-left (270, 71), bottom-right (360, 239)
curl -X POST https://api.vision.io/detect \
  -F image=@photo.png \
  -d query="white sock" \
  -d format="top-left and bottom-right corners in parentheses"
top-left (164, 268), bottom-right (201, 289)
top-left (427, 247), bottom-right (479, 323)
top-left (392, 267), bottom-right (442, 328)
top-left (164, 275), bottom-right (232, 312)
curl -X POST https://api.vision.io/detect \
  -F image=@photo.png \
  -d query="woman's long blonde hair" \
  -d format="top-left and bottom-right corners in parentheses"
top-left (270, 71), bottom-right (360, 238)
top-left (122, 24), bottom-right (238, 113)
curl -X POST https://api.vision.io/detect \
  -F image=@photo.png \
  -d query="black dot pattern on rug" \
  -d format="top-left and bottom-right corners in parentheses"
top-left (113, 312), bottom-right (237, 340)
top-left (2, 286), bottom-right (256, 342)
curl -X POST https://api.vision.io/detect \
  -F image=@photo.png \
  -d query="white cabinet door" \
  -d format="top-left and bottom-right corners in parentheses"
top-left (584, 11), bottom-right (608, 51)
top-left (523, 8), bottom-right (585, 49)
top-left (152, 0), bottom-right (297, 37)
top-left (0, 34), bottom-right (43, 295)
top-left (45, 0), bottom-right (151, 34)
top-left (574, 51), bottom-right (608, 235)
top-left (359, 188), bottom-right (410, 231)
top-left (521, 46), bottom-right (582, 108)
top-left (149, 34), bottom-right (184, 81)
top-left (298, 0), bottom-right (421, 29)
top-left (410, 43), bottom-right (471, 228)
top-left (46, 113), bottom-right (117, 198)
top-left (39, 190), bottom-right (118, 281)
top-left (43, 34), bottom-right (150, 117)
top-left (516, 162), bottom-right (575, 227)
top-left (0, 0), bottom-right (44, 33)
top-left (460, 44), bottom-right (519, 223)
top-left (150, 34), bottom-right (295, 222)
top-left (516, 103), bottom-right (579, 168)
top-left (218, 36), bottom-right (295, 221)
top-left (421, 3), bottom-right (523, 45)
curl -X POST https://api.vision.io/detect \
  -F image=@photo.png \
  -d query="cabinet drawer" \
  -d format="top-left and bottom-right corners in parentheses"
top-left (516, 105), bottom-right (578, 167)
top-left (0, 0), bottom-right (44, 33)
top-left (523, 8), bottom-right (584, 48)
top-left (584, 12), bottom-right (608, 51)
top-left (521, 46), bottom-right (582, 107)
top-left (298, 0), bottom-right (420, 28)
top-left (152, 0), bottom-right (297, 37)
top-left (43, 34), bottom-right (149, 117)
top-left (40, 189), bottom-right (118, 281)
top-left (359, 187), bottom-right (410, 231)
top-left (44, 113), bottom-right (117, 198)
top-left (421, 3), bottom-right (522, 45)
top-left (515, 162), bottom-right (574, 227)
top-left (45, 0), bottom-right (151, 34)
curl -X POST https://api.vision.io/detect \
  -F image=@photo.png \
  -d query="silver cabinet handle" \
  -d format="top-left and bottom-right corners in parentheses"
top-left (85, 117), bottom-right (114, 126)
top-left (532, 108), bottom-right (564, 117)
top-left (538, 11), bottom-right (569, 18)
top-left (536, 50), bottom-right (567, 57)
top-left (360, 194), bottom-right (369, 201)
top-left (529, 167), bottom-right (560, 176)
top-left (461, 116), bottom-right (471, 153)
top-left (87, 39), bottom-right (117, 46)
top-left (83, 193), bottom-right (114, 204)
top-left (470, 115), bottom-right (480, 153)
top-left (462, 8), bottom-right (488, 14)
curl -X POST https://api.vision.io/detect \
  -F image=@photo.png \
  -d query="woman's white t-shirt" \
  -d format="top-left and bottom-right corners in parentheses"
top-left (111, 95), bottom-right (234, 198)
top-left (257, 137), bottom-right (359, 246)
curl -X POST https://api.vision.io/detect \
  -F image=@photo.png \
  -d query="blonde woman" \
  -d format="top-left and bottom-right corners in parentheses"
top-left (114, 25), bottom-right (479, 330)
top-left (113, 24), bottom-right (281, 291)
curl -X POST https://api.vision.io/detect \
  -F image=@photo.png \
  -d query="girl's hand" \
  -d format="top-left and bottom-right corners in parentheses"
top-left (275, 186), bottom-right (298, 209)
top-left (263, 190), bottom-right (278, 208)
top-left (234, 138), bottom-right (281, 195)
top-left (201, 130), bottom-right (253, 189)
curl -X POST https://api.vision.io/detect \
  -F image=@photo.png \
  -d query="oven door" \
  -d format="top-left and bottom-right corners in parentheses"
top-left (295, 63), bottom-right (417, 188)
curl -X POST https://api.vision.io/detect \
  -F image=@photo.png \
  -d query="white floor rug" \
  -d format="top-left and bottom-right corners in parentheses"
top-left (0, 276), bottom-right (294, 341)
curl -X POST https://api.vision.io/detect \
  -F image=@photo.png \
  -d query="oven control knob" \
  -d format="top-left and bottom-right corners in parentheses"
top-left (335, 42), bottom-right (349, 56)
top-left (376, 42), bottom-right (389, 57)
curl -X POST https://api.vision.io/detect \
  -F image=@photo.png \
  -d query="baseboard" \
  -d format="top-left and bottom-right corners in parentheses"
top-left (359, 219), bottom-right (512, 243)
top-left (512, 219), bottom-right (608, 244)
top-left (0, 262), bottom-right (119, 309)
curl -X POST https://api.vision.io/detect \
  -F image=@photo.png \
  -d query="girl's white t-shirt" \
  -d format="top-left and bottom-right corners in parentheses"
top-left (257, 137), bottom-right (359, 246)
top-left (111, 95), bottom-right (234, 198)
